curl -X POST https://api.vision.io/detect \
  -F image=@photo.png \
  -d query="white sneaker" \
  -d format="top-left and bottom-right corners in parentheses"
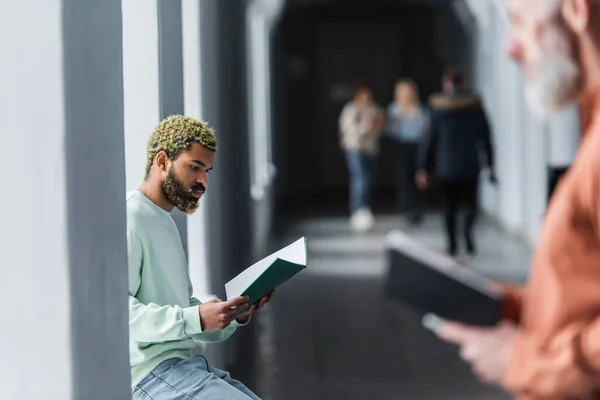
top-left (362, 208), bottom-right (374, 229)
top-left (350, 208), bottom-right (375, 232)
top-left (350, 212), bottom-right (362, 231)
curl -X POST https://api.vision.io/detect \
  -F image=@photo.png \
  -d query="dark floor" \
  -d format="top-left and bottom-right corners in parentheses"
top-left (236, 211), bottom-right (531, 400)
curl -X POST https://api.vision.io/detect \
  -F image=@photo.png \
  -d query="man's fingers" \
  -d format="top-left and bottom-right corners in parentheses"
top-left (223, 308), bottom-right (239, 319)
top-left (237, 304), bottom-right (255, 319)
top-left (223, 296), bottom-right (249, 309)
top-left (226, 302), bottom-right (250, 317)
top-left (257, 296), bottom-right (268, 309)
top-left (459, 343), bottom-right (479, 362)
top-left (437, 321), bottom-right (475, 344)
top-left (268, 290), bottom-right (276, 302)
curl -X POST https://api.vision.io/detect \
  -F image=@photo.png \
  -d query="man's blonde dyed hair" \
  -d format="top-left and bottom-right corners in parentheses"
top-left (145, 115), bottom-right (217, 176)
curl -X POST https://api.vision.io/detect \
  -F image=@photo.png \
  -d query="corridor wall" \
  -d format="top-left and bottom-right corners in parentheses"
top-left (467, 0), bottom-right (578, 243)
top-left (0, 0), bottom-right (130, 398)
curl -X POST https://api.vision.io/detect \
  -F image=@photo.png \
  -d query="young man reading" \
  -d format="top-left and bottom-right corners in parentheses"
top-left (128, 115), bottom-right (273, 400)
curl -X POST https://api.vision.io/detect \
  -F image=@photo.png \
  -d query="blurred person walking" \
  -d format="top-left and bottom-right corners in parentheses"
top-left (339, 85), bottom-right (384, 232)
top-left (386, 79), bottom-right (430, 224)
top-left (417, 69), bottom-right (496, 256)
top-left (433, 1), bottom-right (600, 399)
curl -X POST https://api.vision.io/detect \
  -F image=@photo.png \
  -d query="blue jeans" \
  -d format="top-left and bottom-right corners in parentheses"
top-left (346, 150), bottom-right (377, 214)
top-left (132, 357), bottom-right (261, 400)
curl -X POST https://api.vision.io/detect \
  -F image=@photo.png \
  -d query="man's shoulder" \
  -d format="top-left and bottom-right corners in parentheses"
top-left (126, 191), bottom-right (153, 233)
top-left (126, 191), bottom-right (144, 216)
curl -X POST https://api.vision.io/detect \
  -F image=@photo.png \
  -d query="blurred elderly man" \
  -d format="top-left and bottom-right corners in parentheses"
top-left (435, 0), bottom-right (600, 399)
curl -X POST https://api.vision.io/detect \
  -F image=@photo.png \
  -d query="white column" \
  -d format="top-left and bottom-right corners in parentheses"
top-left (122, 0), bottom-right (161, 190)
top-left (475, 0), bottom-right (553, 242)
top-left (0, 1), bottom-right (130, 399)
top-left (522, 105), bottom-right (549, 241)
top-left (480, 1), bottom-right (501, 216)
top-left (157, 0), bottom-right (189, 253)
top-left (182, 0), bottom-right (212, 299)
top-left (122, 0), bottom-right (189, 251)
top-left (547, 104), bottom-right (579, 168)
top-left (498, 46), bottom-right (526, 231)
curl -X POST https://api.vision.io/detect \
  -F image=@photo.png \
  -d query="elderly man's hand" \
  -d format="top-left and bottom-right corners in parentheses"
top-left (437, 320), bottom-right (518, 385)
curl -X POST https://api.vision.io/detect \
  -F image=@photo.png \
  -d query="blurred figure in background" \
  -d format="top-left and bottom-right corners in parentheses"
top-left (435, 0), bottom-right (600, 398)
top-left (339, 85), bottom-right (384, 232)
top-left (417, 69), bottom-right (496, 256)
top-left (386, 79), bottom-right (430, 224)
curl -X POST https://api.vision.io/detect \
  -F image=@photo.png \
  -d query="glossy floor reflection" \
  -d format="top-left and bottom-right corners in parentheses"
top-left (253, 212), bottom-right (531, 399)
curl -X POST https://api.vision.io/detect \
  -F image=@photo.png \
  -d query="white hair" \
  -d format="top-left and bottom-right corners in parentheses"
top-left (525, 51), bottom-right (580, 117)
top-left (541, 0), bottom-right (600, 17)
top-left (540, 0), bottom-right (560, 17)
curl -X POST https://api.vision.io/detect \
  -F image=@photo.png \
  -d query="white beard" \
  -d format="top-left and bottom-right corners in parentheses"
top-left (525, 51), bottom-right (580, 118)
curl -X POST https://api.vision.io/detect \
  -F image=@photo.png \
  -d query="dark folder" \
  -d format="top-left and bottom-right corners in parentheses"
top-left (385, 230), bottom-right (503, 326)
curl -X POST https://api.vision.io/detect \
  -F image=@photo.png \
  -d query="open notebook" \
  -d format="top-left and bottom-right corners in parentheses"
top-left (225, 237), bottom-right (307, 306)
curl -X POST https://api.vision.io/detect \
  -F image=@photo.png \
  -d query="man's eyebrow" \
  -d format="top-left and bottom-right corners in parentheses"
top-left (191, 159), bottom-right (213, 171)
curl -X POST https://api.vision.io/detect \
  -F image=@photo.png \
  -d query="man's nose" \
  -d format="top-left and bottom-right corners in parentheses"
top-left (505, 35), bottom-right (522, 61)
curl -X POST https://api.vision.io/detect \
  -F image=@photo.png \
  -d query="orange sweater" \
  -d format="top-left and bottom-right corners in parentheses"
top-left (504, 88), bottom-right (600, 399)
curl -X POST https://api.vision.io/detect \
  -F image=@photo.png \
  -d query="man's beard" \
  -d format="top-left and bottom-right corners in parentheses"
top-left (161, 167), bottom-right (205, 215)
top-left (525, 49), bottom-right (580, 118)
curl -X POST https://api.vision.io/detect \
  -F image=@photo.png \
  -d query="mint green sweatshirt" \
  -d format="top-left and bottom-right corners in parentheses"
top-left (126, 191), bottom-right (246, 390)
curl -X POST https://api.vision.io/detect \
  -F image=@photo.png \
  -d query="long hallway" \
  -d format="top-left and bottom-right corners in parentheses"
top-left (253, 213), bottom-right (531, 399)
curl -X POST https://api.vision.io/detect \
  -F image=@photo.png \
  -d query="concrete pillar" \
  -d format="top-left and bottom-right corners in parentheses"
top-left (247, 7), bottom-right (276, 260)
top-left (522, 106), bottom-right (549, 240)
top-left (158, 0), bottom-right (189, 253)
top-left (546, 104), bottom-right (579, 199)
top-left (182, 0), bottom-right (211, 298)
top-left (122, 0), bottom-right (161, 189)
top-left (199, 0), bottom-right (252, 298)
top-left (498, 49), bottom-right (526, 231)
top-left (547, 104), bottom-right (579, 168)
top-left (0, 1), bottom-right (130, 399)
top-left (199, 0), bottom-right (252, 369)
top-left (122, 0), bottom-right (188, 252)
top-left (480, 4), bottom-right (504, 218)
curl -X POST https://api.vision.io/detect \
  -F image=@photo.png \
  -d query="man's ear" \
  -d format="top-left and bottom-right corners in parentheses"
top-left (155, 151), bottom-right (169, 172)
top-left (561, 0), bottom-right (591, 34)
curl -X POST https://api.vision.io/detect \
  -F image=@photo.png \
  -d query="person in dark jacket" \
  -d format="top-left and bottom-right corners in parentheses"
top-left (416, 69), bottom-right (496, 256)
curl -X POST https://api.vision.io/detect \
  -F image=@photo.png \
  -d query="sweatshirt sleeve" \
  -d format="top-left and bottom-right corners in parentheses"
top-left (128, 229), bottom-right (203, 343)
top-left (505, 319), bottom-right (600, 398)
top-left (191, 319), bottom-right (248, 344)
top-left (501, 284), bottom-right (525, 323)
top-left (503, 124), bottom-right (600, 399)
top-left (504, 160), bottom-right (600, 398)
top-left (339, 104), bottom-right (363, 138)
top-left (185, 266), bottom-right (249, 344)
